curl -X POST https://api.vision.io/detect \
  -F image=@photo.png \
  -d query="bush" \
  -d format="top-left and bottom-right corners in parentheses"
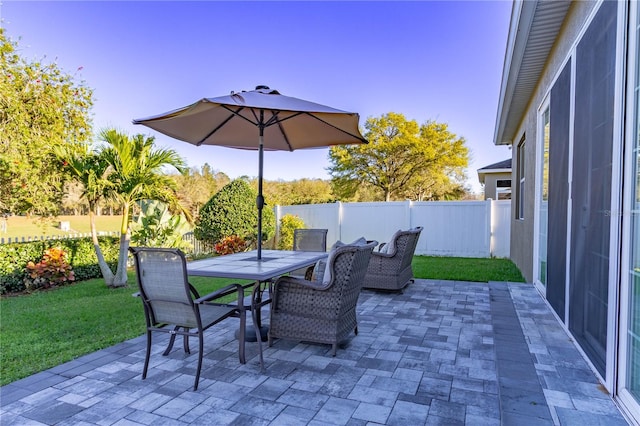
top-left (194, 179), bottom-right (275, 248)
top-left (24, 247), bottom-right (75, 291)
top-left (214, 235), bottom-right (248, 255)
top-left (0, 236), bottom-right (119, 294)
top-left (277, 215), bottom-right (306, 250)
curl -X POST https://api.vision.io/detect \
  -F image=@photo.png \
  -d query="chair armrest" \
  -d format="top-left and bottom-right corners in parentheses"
top-left (371, 250), bottom-right (395, 259)
top-left (274, 275), bottom-right (332, 292)
top-left (194, 283), bottom-right (245, 309)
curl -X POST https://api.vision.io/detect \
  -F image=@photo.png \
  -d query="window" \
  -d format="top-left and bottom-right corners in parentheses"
top-left (537, 105), bottom-right (550, 287)
top-left (496, 179), bottom-right (512, 200)
top-left (516, 135), bottom-right (526, 219)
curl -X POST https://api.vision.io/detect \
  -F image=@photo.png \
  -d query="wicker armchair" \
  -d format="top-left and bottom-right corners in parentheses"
top-left (363, 227), bottom-right (423, 292)
top-left (268, 240), bottom-right (376, 356)
top-left (129, 247), bottom-right (246, 391)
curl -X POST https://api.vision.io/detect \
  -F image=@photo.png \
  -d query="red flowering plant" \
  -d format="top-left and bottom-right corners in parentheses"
top-left (214, 235), bottom-right (248, 256)
top-left (24, 247), bottom-right (75, 291)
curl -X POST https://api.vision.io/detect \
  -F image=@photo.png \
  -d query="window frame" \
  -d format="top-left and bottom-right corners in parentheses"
top-left (516, 135), bottom-right (526, 220)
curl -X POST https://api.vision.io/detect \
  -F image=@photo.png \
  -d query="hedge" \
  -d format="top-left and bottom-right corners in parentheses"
top-left (0, 236), bottom-right (120, 294)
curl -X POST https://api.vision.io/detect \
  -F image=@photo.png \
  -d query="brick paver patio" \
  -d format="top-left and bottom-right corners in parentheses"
top-left (0, 280), bottom-right (629, 425)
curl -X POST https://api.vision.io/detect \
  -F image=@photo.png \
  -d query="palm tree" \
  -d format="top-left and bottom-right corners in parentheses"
top-left (58, 129), bottom-right (189, 288)
top-left (98, 129), bottom-right (189, 287)
top-left (55, 143), bottom-right (115, 281)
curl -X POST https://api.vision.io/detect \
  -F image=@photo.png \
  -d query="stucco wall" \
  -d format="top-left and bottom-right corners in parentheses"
top-left (483, 172), bottom-right (512, 200)
top-left (508, 1), bottom-right (597, 282)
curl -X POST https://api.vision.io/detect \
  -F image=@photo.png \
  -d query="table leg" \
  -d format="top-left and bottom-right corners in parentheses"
top-left (252, 281), bottom-right (265, 371)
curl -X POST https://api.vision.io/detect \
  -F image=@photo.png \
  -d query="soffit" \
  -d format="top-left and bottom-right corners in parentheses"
top-left (494, 0), bottom-right (571, 145)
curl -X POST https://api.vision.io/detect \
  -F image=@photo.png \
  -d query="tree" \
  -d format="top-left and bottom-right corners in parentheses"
top-left (194, 179), bottom-right (275, 248)
top-left (328, 113), bottom-right (469, 201)
top-left (276, 214), bottom-right (306, 250)
top-left (173, 164), bottom-right (230, 218)
top-left (57, 129), bottom-right (189, 288)
top-left (262, 178), bottom-right (335, 206)
top-left (0, 29), bottom-right (93, 215)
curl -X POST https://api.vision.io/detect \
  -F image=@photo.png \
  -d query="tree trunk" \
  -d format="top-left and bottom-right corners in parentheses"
top-left (106, 205), bottom-right (132, 288)
top-left (109, 231), bottom-right (130, 287)
top-left (89, 206), bottom-right (116, 286)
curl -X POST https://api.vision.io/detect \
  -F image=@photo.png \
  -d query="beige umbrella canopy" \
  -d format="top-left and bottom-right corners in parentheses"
top-left (133, 85), bottom-right (367, 259)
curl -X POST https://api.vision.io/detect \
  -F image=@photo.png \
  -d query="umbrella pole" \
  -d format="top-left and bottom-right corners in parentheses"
top-left (257, 115), bottom-right (265, 260)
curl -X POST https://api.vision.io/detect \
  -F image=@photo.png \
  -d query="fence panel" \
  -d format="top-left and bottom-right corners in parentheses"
top-left (491, 200), bottom-right (511, 258)
top-left (0, 231), bottom-right (119, 245)
top-left (7, 203), bottom-right (510, 258)
top-left (276, 203), bottom-right (340, 247)
top-left (340, 202), bottom-right (411, 247)
top-left (275, 200), bottom-right (511, 258)
top-left (412, 201), bottom-right (490, 257)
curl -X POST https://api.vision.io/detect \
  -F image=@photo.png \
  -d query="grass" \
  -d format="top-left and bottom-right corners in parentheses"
top-left (0, 272), bottom-right (249, 386)
top-left (1, 215), bottom-right (123, 240)
top-left (412, 256), bottom-right (525, 283)
top-left (1, 256), bottom-right (524, 386)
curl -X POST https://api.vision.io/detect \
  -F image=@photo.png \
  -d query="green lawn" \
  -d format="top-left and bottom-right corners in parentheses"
top-left (0, 256), bottom-right (524, 386)
top-left (412, 256), bottom-right (525, 283)
top-left (1, 215), bottom-right (123, 240)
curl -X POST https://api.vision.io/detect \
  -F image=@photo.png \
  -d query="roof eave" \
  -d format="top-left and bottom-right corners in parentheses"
top-left (477, 168), bottom-right (512, 183)
top-left (493, 0), bottom-right (572, 146)
top-left (493, 1), bottom-right (537, 146)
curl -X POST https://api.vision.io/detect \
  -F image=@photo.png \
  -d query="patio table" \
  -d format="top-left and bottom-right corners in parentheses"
top-left (187, 249), bottom-right (327, 369)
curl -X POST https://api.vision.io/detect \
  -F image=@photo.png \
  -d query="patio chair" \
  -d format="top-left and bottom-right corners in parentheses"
top-left (290, 228), bottom-right (328, 279)
top-left (129, 247), bottom-right (246, 391)
top-left (268, 240), bottom-right (376, 356)
top-left (363, 226), bottom-right (423, 292)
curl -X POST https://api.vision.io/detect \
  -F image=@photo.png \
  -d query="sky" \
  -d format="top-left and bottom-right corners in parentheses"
top-left (1, 0), bottom-right (513, 195)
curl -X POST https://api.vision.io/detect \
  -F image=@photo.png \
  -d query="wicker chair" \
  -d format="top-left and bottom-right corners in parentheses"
top-left (363, 227), bottom-right (423, 292)
top-left (290, 228), bottom-right (328, 279)
top-left (129, 247), bottom-right (246, 391)
top-left (268, 240), bottom-right (376, 356)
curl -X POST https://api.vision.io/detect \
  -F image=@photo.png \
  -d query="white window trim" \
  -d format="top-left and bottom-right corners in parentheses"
top-left (616, 0), bottom-right (639, 417)
top-left (533, 96), bottom-right (550, 293)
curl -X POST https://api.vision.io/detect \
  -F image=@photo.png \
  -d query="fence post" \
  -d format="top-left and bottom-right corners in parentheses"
top-left (336, 201), bottom-right (343, 242)
top-left (486, 198), bottom-right (493, 257)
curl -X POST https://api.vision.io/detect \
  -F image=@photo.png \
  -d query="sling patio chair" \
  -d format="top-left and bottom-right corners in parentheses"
top-left (363, 226), bottom-right (423, 292)
top-left (268, 240), bottom-right (376, 356)
top-left (129, 247), bottom-right (247, 391)
top-left (289, 228), bottom-right (328, 279)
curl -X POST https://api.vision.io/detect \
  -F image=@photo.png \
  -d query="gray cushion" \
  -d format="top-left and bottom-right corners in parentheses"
top-left (323, 237), bottom-right (368, 285)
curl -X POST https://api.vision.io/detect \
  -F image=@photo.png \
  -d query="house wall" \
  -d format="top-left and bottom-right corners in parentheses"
top-left (483, 171), bottom-right (512, 200)
top-left (509, 1), bottom-right (597, 282)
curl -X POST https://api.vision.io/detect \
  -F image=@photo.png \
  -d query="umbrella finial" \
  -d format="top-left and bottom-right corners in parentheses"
top-left (255, 85), bottom-right (270, 90)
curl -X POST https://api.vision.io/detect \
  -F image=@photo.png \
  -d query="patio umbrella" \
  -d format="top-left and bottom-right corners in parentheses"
top-left (133, 85), bottom-right (367, 260)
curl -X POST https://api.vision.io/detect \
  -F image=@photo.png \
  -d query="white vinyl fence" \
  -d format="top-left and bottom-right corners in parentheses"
top-left (275, 200), bottom-right (511, 258)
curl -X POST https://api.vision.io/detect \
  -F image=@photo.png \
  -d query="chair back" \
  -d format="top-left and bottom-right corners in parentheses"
top-left (329, 241), bottom-right (377, 296)
top-left (293, 228), bottom-right (328, 252)
top-left (129, 247), bottom-right (197, 328)
top-left (393, 227), bottom-right (423, 269)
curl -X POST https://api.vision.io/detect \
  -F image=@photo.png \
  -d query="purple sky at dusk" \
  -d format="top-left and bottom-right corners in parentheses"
top-left (1, 1), bottom-right (513, 194)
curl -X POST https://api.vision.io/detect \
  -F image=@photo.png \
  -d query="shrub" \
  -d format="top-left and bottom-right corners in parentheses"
top-left (24, 247), bottom-right (75, 291)
top-left (0, 236), bottom-right (119, 294)
top-left (277, 215), bottom-right (306, 250)
top-left (131, 200), bottom-right (192, 250)
top-left (214, 235), bottom-right (248, 255)
top-left (194, 179), bottom-right (275, 248)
